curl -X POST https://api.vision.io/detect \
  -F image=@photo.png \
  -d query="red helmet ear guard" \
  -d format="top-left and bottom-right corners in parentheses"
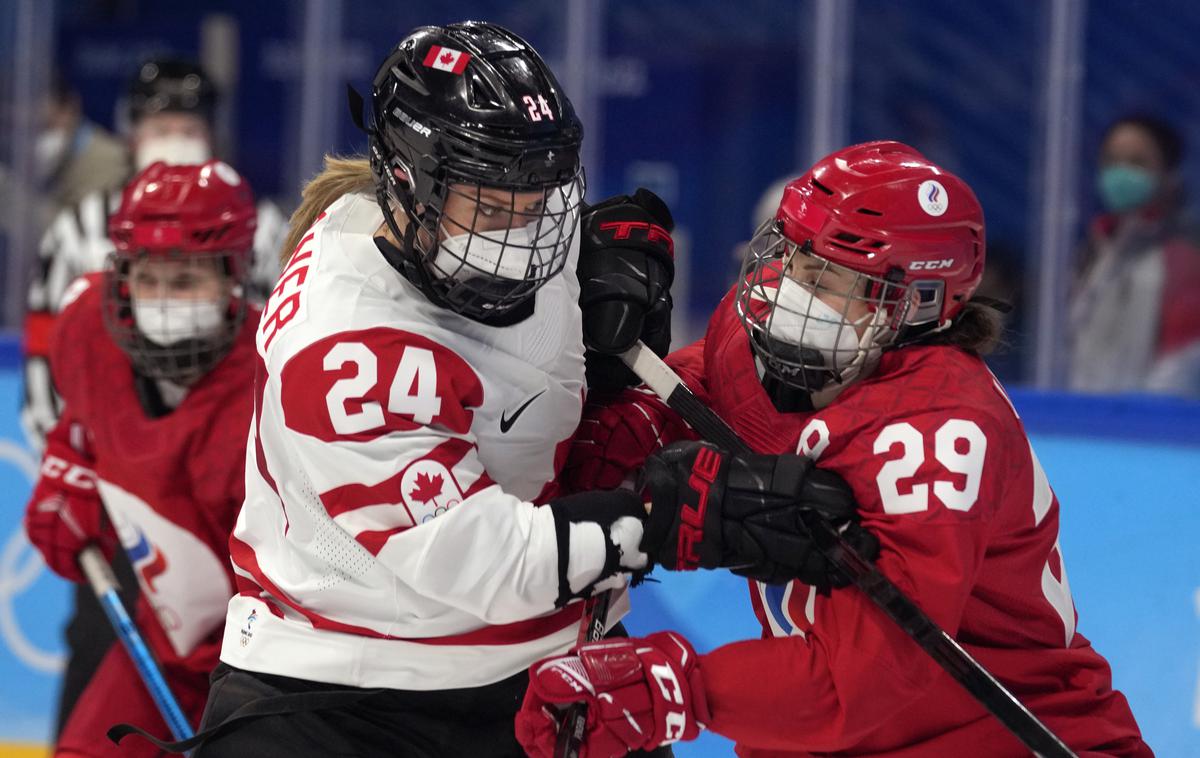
top-left (775, 140), bottom-right (985, 327)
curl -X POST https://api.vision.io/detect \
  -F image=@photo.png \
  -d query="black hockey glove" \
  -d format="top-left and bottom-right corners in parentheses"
top-left (548, 489), bottom-right (650, 607)
top-left (577, 188), bottom-right (675, 393)
top-left (639, 441), bottom-right (879, 591)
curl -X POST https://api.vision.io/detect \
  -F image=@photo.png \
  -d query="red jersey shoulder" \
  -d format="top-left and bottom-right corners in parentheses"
top-left (205, 305), bottom-right (261, 394)
top-left (279, 327), bottom-right (484, 443)
top-left (49, 273), bottom-right (117, 407)
top-left (808, 347), bottom-right (1020, 522)
top-left (184, 308), bottom-right (261, 441)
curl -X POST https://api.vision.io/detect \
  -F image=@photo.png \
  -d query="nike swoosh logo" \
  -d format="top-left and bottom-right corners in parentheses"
top-left (500, 389), bottom-right (546, 433)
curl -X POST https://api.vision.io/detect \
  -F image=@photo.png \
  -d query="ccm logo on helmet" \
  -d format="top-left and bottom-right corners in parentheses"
top-left (598, 220), bottom-right (674, 256)
top-left (677, 447), bottom-right (722, 569)
top-left (393, 108), bottom-right (432, 138)
top-left (909, 259), bottom-right (955, 271)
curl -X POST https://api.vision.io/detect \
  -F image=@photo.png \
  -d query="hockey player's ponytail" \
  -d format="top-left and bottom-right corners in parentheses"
top-left (280, 155), bottom-right (374, 263)
top-left (923, 297), bottom-right (1008, 356)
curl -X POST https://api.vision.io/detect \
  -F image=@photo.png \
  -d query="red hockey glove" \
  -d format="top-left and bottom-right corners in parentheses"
top-left (561, 388), bottom-right (693, 493)
top-left (517, 631), bottom-right (709, 758)
top-left (24, 440), bottom-right (114, 583)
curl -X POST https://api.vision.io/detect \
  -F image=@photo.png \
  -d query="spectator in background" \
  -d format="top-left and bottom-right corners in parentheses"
top-left (36, 69), bottom-right (128, 224)
top-left (729, 175), bottom-right (793, 281)
top-left (1068, 114), bottom-right (1200, 396)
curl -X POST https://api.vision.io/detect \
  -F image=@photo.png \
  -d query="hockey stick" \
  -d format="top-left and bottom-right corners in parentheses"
top-left (554, 590), bottom-right (613, 758)
top-left (619, 341), bottom-right (1078, 758)
top-left (79, 546), bottom-right (195, 751)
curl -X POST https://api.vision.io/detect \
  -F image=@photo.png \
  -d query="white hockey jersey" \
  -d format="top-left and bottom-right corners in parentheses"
top-left (21, 187), bottom-right (287, 450)
top-left (220, 192), bottom-right (624, 690)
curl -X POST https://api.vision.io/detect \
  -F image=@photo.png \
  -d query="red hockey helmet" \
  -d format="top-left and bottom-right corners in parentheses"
top-left (735, 141), bottom-right (986, 395)
top-left (104, 160), bottom-right (257, 384)
top-left (109, 160), bottom-right (256, 275)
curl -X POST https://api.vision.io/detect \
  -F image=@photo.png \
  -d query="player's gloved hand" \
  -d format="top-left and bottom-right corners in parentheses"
top-left (560, 389), bottom-right (695, 493)
top-left (577, 188), bottom-right (675, 393)
top-left (639, 440), bottom-right (880, 590)
top-left (516, 631), bottom-right (709, 758)
top-left (548, 489), bottom-right (651, 607)
top-left (24, 447), bottom-right (114, 583)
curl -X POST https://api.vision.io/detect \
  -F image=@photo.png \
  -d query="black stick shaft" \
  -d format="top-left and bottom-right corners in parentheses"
top-left (620, 342), bottom-right (1077, 758)
top-left (554, 590), bottom-right (613, 758)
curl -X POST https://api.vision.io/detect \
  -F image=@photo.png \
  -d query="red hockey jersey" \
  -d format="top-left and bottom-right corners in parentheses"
top-left (47, 273), bottom-right (259, 674)
top-left (569, 288), bottom-right (1151, 757)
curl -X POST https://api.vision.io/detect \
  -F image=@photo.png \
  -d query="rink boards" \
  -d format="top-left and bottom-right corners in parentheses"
top-left (0, 335), bottom-right (1196, 757)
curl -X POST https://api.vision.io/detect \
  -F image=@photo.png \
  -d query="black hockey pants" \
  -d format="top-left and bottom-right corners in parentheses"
top-left (110, 633), bottom-right (674, 757)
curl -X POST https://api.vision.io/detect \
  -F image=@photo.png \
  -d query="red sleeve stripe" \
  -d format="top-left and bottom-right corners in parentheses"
top-left (421, 603), bottom-right (583, 646)
top-left (233, 576), bottom-right (286, 619)
top-left (461, 471), bottom-right (497, 500)
top-left (231, 533), bottom-right (585, 645)
top-left (354, 526), bottom-right (411, 556)
top-left (230, 533), bottom-right (386, 638)
top-left (533, 433), bottom-right (575, 505)
top-left (318, 436), bottom-right (478, 518)
top-left (24, 311), bottom-right (55, 358)
top-left (253, 359), bottom-right (290, 533)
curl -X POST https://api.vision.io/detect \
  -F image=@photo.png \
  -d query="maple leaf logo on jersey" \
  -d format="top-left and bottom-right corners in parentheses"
top-left (409, 472), bottom-right (444, 504)
top-left (400, 459), bottom-right (466, 525)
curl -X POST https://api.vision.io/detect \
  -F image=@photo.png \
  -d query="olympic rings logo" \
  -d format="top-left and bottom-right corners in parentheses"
top-left (0, 439), bottom-right (65, 674)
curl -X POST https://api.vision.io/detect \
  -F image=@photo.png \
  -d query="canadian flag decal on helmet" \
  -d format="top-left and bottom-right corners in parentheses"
top-left (423, 45), bottom-right (471, 74)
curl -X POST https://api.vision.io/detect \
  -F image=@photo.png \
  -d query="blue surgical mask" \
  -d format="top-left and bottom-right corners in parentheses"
top-left (1097, 164), bottom-right (1158, 213)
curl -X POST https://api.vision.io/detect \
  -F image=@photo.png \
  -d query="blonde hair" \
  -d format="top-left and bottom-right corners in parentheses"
top-left (280, 155), bottom-right (375, 263)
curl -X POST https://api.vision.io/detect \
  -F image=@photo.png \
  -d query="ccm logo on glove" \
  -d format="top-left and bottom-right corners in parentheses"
top-left (40, 455), bottom-right (97, 490)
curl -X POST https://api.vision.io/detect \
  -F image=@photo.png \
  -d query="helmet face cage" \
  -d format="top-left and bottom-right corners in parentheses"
top-left (382, 158), bottom-right (584, 320)
top-left (102, 250), bottom-right (246, 384)
top-left (735, 219), bottom-right (915, 392)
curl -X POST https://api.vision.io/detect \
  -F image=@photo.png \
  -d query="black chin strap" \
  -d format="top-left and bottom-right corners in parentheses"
top-left (347, 84), bottom-right (370, 134)
top-left (760, 370), bottom-right (815, 414)
top-left (130, 370), bottom-right (174, 419)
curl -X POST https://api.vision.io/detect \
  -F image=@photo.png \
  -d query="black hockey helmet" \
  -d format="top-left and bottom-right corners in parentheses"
top-left (127, 58), bottom-right (218, 125)
top-left (364, 20), bottom-right (585, 323)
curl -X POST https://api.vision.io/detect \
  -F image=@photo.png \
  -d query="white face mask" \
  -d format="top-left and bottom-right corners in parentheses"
top-left (135, 134), bottom-right (212, 171)
top-left (431, 220), bottom-right (552, 281)
top-left (35, 128), bottom-right (70, 179)
top-left (132, 298), bottom-right (225, 346)
top-left (765, 276), bottom-right (867, 372)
